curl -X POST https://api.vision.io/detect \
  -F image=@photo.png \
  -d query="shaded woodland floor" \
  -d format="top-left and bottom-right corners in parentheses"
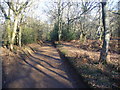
top-left (1, 42), bottom-right (89, 88)
top-left (55, 40), bottom-right (119, 88)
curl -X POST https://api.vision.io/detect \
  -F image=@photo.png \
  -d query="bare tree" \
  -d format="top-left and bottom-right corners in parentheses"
top-left (0, 0), bottom-right (11, 47)
top-left (99, 1), bottom-right (110, 63)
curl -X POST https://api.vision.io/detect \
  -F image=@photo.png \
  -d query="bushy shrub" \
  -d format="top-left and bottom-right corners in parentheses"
top-left (50, 23), bottom-right (59, 41)
top-left (61, 25), bottom-right (77, 41)
top-left (21, 27), bottom-right (36, 45)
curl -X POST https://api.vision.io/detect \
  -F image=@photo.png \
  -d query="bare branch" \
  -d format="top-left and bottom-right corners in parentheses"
top-left (0, 4), bottom-right (9, 19)
top-left (69, 2), bottom-right (100, 23)
top-left (17, 0), bottom-right (29, 14)
top-left (6, 1), bottom-right (15, 13)
top-left (109, 10), bottom-right (120, 15)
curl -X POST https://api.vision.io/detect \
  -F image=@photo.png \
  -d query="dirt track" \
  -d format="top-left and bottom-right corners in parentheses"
top-left (2, 43), bottom-right (88, 88)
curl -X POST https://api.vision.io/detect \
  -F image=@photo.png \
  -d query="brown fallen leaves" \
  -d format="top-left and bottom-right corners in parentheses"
top-left (56, 40), bottom-right (119, 88)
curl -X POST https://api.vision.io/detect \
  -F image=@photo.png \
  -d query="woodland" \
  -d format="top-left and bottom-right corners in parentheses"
top-left (0, 0), bottom-right (120, 88)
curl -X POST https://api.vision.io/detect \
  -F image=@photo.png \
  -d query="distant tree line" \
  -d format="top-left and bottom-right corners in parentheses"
top-left (46, 0), bottom-right (120, 63)
top-left (0, 0), bottom-right (119, 63)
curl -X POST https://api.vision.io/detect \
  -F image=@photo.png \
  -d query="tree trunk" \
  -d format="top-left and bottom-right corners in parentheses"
top-left (80, 23), bottom-right (84, 41)
top-left (58, 19), bottom-right (62, 41)
top-left (6, 19), bottom-right (11, 44)
top-left (3, 20), bottom-right (10, 48)
top-left (58, 18), bottom-right (61, 41)
top-left (80, 32), bottom-right (83, 41)
top-left (118, 2), bottom-right (120, 54)
top-left (83, 34), bottom-right (86, 42)
top-left (57, 0), bottom-right (62, 41)
top-left (10, 16), bottom-right (18, 50)
top-left (99, 27), bottom-right (103, 41)
top-left (99, 34), bottom-right (102, 41)
top-left (58, 28), bottom-right (62, 41)
top-left (98, 3), bottom-right (102, 41)
top-left (3, 8), bottom-right (11, 48)
top-left (18, 26), bottom-right (22, 47)
top-left (99, 2), bottom-right (110, 63)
